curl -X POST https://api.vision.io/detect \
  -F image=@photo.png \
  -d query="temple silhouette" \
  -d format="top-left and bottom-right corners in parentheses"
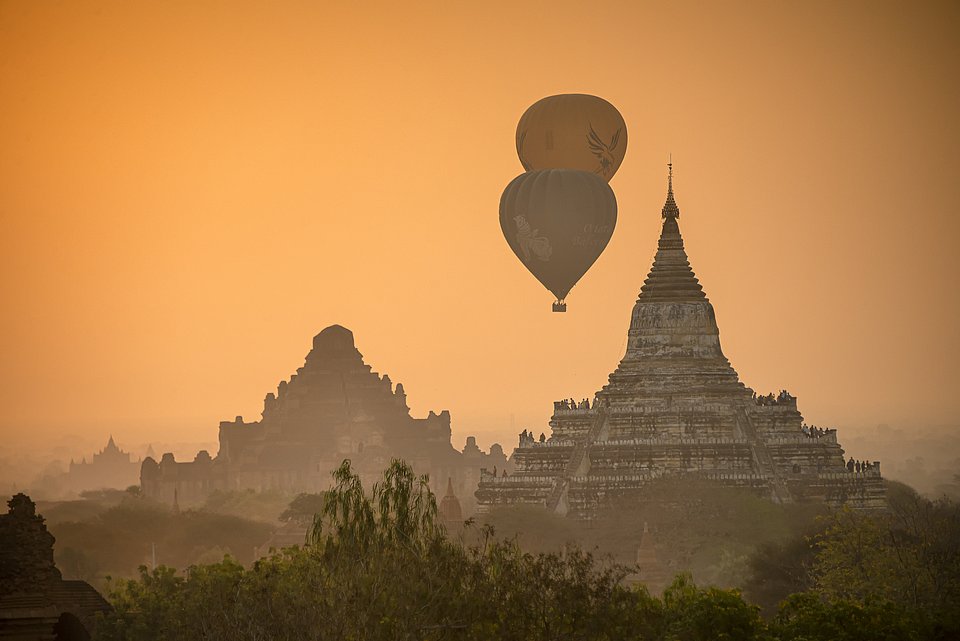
top-left (65, 436), bottom-right (140, 494)
top-left (141, 325), bottom-right (508, 514)
top-left (475, 166), bottom-right (886, 518)
top-left (0, 495), bottom-right (110, 639)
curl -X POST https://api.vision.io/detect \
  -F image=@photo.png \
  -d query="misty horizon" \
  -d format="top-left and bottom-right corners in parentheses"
top-left (2, 2), bottom-right (958, 460)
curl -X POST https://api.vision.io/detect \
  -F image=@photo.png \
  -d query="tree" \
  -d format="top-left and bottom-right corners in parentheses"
top-left (278, 492), bottom-right (326, 526)
top-left (658, 573), bottom-right (766, 641)
top-left (97, 459), bottom-right (672, 640)
top-left (743, 523), bottom-right (821, 615)
top-left (773, 592), bottom-right (923, 641)
top-left (813, 501), bottom-right (960, 605)
top-left (810, 487), bottom-right (960, 638)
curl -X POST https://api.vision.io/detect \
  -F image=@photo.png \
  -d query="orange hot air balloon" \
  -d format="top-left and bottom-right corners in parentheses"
top-left (516, 94), bottom-right (627, 181)
top-left (500, 169), bottom-right (617, 311)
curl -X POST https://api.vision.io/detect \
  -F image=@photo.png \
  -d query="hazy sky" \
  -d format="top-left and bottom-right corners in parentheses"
top-left (1, 0), bottom-right (958, 454)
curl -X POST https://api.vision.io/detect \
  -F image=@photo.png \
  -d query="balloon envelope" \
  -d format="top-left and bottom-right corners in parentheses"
top-left (516, 94), bottom-right (627, 181)
top-left (500, 169), bottom-right (617, 302)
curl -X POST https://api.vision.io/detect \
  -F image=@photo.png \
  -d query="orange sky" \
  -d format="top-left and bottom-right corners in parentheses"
top-left (1, 0), bottom-right (958, 455)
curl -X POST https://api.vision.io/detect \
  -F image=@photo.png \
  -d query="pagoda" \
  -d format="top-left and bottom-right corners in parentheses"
top-left (476, 165), bottom-right (886, 518)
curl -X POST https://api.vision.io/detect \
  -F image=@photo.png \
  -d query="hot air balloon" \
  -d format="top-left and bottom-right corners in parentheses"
top-left (500, 169), bottom-right (617, 311)
top-left (516, 94), bottom-right (627, 181)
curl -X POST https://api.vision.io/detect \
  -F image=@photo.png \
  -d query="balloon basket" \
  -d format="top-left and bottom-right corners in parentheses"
top-left (552, 301), bottom-right (567, 313)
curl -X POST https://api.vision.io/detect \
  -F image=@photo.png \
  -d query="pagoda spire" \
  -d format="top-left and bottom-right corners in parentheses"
top-left (637, 162), bottom-right (706, 302)
top-left (662, 158), bottom-right (680, 219)
top-left (438, 477), bottom-right (463, 524)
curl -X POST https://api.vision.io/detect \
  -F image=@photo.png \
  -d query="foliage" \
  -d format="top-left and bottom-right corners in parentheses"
top-left (479, 503), bottom-right (581, 552)
top-left (50, 494), bottom-right (271, 585)
top-left (37, 498), bottom-right (110, 525)
top-left (481, 478), bottom-right (826, 591)
top-left (810, 486), bottom-right (960, 636)
top-left (742, 480), bottom-right (960, 637)
top-left (97, 459), bottom-right (771, 641)
top-left (743, 522), bottom-right (820, 614)
top-left (658, 574), bottom-right (766, 641)
top-left (278, 492), bottom-right (327, 525)
top-left (94, 461), bottom-right (960, 641)
top-left (589, 478), bottom-right (826, 588)
top-left (79, 488), bottom-right (131, 504)
top-left (202, 488), bottom-right (294, 523)
top-left (773, 592), bottom-right (924, 641)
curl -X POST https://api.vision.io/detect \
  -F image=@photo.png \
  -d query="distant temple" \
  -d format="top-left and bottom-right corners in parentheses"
top-left (0, 494), bottom-right (111, 640)
top-left (624, 522), bottom-right (669, 593)
top-left (141, 325), bottom-right (507, 514)
top-left (62, 436), bottom-right (141, 495)
top-left (476, 165), bottom-right (886, 518)
top-left (438, 477), bottom-right (464, 528)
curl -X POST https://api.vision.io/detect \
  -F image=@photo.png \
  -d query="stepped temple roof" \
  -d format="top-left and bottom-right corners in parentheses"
top-left (142, 327), bottom-right (509, 515)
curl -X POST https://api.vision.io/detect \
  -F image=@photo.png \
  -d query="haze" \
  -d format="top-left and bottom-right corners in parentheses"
top-left (1, 0), bottom-right (958, 471)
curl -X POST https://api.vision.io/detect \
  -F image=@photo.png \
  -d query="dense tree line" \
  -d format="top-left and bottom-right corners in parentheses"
top-left (95, 461), bottom-right (960, 641)
top-left (747, 480), bottom-right (960, 638)
top-left (483, 477), bottom-right (826, 589)
top-left (47, 489), bottom-right (272, 584)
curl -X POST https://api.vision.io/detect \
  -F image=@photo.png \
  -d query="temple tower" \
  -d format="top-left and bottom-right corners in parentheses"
top-left (142, 326), bottom-right (509, 513)
top-left (476, 165), bottom-right (886, 518)
top-left (605, 163), bottom-right (747, 405)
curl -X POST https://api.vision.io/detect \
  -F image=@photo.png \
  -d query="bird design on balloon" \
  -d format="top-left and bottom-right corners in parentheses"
top-left (587, 124), bottom-right (622, 178)
top-left (501, 94), bottom-right (628, 312)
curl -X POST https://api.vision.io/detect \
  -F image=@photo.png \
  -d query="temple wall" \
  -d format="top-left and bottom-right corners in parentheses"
top-left (479, 469), bottom-right (888, 520)
top-left (587, 441), bottom-right (755, 474)
top-left (791, 470), bottom-right (886, 510)
top-left (566, 472), bottom-right (770, 520)
top-left (626, 302), bottom-right (724, 360)
top-left (140, 474), bottom-right (228, 507)
top-left (142, 446), bottom-right (501, 517)
top-left (767, 441), bottom-right (847, 474)
top-left (747, 403), bottom-right (804, 436)
top-left (550, 404), bottom-right (743, 442)
top-left (512, 445), bottom-right (573, 474)
top-left (474, 474), bottom-right (554, 511)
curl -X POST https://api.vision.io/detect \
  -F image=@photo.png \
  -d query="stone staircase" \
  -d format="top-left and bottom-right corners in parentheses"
top-left (735, 405), bottom-right (792, 503)
top-left (545, 405), bottom-right (609, 513)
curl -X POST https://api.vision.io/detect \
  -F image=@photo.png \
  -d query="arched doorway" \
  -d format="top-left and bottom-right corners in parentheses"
top-left (54, 612), bottom-right (90, 641)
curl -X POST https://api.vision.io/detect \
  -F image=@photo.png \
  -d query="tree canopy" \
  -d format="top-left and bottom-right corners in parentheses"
top-left (94, 460), bottom-right (960, 641)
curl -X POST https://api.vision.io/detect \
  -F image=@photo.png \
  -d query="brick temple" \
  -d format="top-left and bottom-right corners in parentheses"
top-left (475, 165), bottom-right (886, 519)
top-left (0, 495), bottom-right (111, 640)
top-left (141, 325), bottom-right (508, 515)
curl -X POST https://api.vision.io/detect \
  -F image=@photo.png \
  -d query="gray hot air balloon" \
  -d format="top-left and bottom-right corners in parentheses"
top-left (516, 94), bottom-right (627, 181)
top-left (500, 169), bottom-right (617, 311)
